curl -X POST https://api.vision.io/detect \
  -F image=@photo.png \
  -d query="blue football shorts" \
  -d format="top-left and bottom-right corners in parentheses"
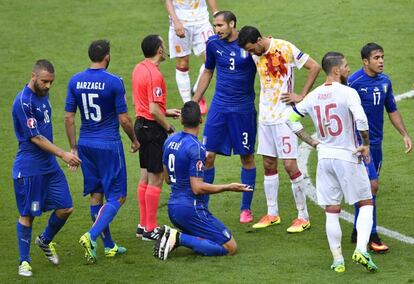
top-left (364, 144), bottom-right (383, 180)
top-left (13, 168), bottom-right (72, 217)
top-left (203, 106), bottom-right (256, 156)
top-left (168, 202), bottom-right (232, 245)
top-left (78, 141), bottom-right (127, 202)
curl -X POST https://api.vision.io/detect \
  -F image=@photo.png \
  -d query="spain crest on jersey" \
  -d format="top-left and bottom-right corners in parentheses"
top-left (27, 118), bottom-right (37, 129)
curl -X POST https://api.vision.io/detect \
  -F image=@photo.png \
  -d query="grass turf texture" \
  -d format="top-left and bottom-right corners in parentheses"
top-left (0, 0), bottom-right (413, 282)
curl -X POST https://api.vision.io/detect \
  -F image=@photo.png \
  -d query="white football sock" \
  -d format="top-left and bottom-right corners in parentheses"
top-left (192, 64), bottom-right (205, 93)
top-left (264, 174), bottom-right (279, 216)
top-left (356, 205), bottom-right (373, 253)
top-left (325, 212), bottom-right (344, 262)
top-left (176, 68), bottom-right (191, 102)
top-left (291, 174), bottom-right (309, 220)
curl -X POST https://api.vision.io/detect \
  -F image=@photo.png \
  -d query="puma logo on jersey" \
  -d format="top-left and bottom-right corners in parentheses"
top-left (216, 50), bottom-right (223, 56)
top-left (360, 88), bottom-right (368, 93)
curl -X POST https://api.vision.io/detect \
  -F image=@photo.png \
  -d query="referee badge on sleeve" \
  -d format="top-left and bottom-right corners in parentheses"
top-left (153, 87), bottom-right (163, 97)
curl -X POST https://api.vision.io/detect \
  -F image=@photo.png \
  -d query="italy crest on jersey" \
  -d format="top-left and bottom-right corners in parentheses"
top-left (382, 83), bottom-right (388, 94)
top-left (240, 49), bottom-right (248, 58)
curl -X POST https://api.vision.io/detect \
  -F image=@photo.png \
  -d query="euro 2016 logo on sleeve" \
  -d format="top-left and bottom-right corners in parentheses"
top-left (196, 160), bottom-right (204, 172)
top-left (153, 87), bottom-right (163, 97)
top-left (27, 118), bottom-right (37, 129)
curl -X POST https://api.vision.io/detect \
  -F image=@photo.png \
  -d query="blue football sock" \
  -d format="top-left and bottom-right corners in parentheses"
top-left (17, 222), bottom-right (32, 263)
top-left (179, 233), bottom-right (228, 256)
top-left (39, 211), bottom-right (67, 244)
top-left (371, 195), bottom-right (377, 234)
top-left (353, 202), bottom-right (359, 230)
top-left (89, 200), bottom-right (121, 242)
top-left (90, 204), bottom-right (114, 248)
top-left (240, 167), bottom-right (256, 211)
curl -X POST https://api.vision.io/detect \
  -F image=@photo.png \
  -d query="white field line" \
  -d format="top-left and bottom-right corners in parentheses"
top-left (298, 90), bottom-right (414, 244)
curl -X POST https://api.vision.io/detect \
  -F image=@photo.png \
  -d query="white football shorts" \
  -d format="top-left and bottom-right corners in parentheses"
top-left (169, 21), bottom-right (214, 58)
top-left (316, 158), bottom-right (372, 206)
top-left (257, 122), bottom-right (298, 159)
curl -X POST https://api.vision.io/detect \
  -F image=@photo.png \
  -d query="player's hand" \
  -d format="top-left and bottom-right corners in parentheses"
top-left (227, 183), bottom-right (253, 192)
top-left (62, 151), bottom-right (81, 168)
top-left (281, 92), bottom-right (304, 104)
top-left (354, 145), bottom-right (370, 164)
top-left (131, 139), bottom-right (140, 153)
top-left (403, 135), bottom-right (412, 153)
top-left (174, 21), bottom-right (185, 38)
top-left (311, 140), bottom-right (320, 149)
top-left (68, 147), bottom-right (79, 171)
top-left (167, 108), bottom-right (181, 119)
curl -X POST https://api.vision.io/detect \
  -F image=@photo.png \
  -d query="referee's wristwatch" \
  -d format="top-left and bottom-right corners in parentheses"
top-left (167, 125), bottom-right (175, 134)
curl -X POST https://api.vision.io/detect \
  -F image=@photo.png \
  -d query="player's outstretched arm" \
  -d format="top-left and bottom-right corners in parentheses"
top-left (281, 57), bottom-right (320, 104)
top-left (165, 0), bottom-right (185, 38)
top-left (118, 112), bottom-right (140, 152)
top-left (190, 177), bottom-right (252, 195)
top-left (150, 102), bottom-right (175, 134)
top-left (192, 68), bottom-right (214, 103)
top-left (30, 135), bottom-right (81, 167)
top-left (166, 108), bottom-right (181, 119)
top-left (64, 111), bottom-right (77, 151)
top-left (388, 110), bottom-right (412, 153)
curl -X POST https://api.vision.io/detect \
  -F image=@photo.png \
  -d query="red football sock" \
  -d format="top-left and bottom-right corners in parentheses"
top-left (137, 182), bottom-right (148, 227)
top-left (145, 185), bottom-right (161, 231)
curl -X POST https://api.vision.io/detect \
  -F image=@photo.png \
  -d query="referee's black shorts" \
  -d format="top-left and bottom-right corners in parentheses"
top-left (134, 117), bottom-right (168, 174)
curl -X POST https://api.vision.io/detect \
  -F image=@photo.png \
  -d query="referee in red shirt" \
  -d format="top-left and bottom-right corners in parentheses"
top-left (132, 34), bottom-right (181, 241)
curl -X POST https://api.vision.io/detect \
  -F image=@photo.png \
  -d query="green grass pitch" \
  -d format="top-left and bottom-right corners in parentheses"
top-left (0, 0), bottom-right (413, 282)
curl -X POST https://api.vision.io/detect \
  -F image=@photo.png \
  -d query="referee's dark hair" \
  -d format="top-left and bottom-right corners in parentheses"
top-left (361, 42), bottom-right (383, 60)
top-left (141, 35), bottom-right (163, 58)
top-left (321, 51), bottom-right (345, 75)
top-left (181, 101), bottom-right (201, 128)
top-left (88, 39), bottom-right (110, 62)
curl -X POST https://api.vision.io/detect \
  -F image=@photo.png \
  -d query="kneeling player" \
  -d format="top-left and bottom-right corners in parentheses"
top-left (154, 101), bottom-right (252, 260)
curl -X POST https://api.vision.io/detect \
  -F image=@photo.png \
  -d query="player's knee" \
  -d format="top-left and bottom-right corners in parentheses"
top-left (358, 199), bottom-right (374, 207)
top-left (241, 154), bottom-right (255, 168)
top-left (19, 216), bottom-right (34, 227)
top-left (223, 238), bottom-right (237, 256)
top-left (283, 160), bottom-right (299, 177)
top-left (56, 207), bottom-right (74, 218)
top-left (176, 57), bottom-right (190, 70)
top-left (205, 153), bottom-right (216, 169)
top-left (325, 205), bottom-right (341, 213)
top-left (262, 156), bottom-right (277, 171)
top-left (370, 180), bottom-right (379, 195)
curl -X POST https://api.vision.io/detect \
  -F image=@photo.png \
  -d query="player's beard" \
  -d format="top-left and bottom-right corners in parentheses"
top-left (33, 81), bottom-right (49, 96)
top-left (340, 74), bottom-right (347, 85)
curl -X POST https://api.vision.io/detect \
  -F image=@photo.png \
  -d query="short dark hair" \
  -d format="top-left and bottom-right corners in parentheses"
top-left (238, 26), bottom-right (262, 48)
top-left (181, 101), bottom-right (201, 128)
top-left (32, 59), bottom-right (55, 74)
top-left (321, 52), bottom-right (345, 75)
top-left (361, 42), bottom-right (383, 60)
top-left (141, 35), bottom-right (163, 58)
top-left (214, 11), bottom-right (237, 28)
top-left (88, 40), bottom-right (110, 62)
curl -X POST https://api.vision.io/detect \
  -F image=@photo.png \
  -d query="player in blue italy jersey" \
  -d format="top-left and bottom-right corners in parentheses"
top-left (153, 101), bottom-right (252, 260)
top-left (192, 11), bottom-right (257, 223)
top-left (12, 59), bottom-right (81, 277)
top-left (65, 40), bottom-right (139, 263)
top-left (348, 42), bottom-right (412, 253)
